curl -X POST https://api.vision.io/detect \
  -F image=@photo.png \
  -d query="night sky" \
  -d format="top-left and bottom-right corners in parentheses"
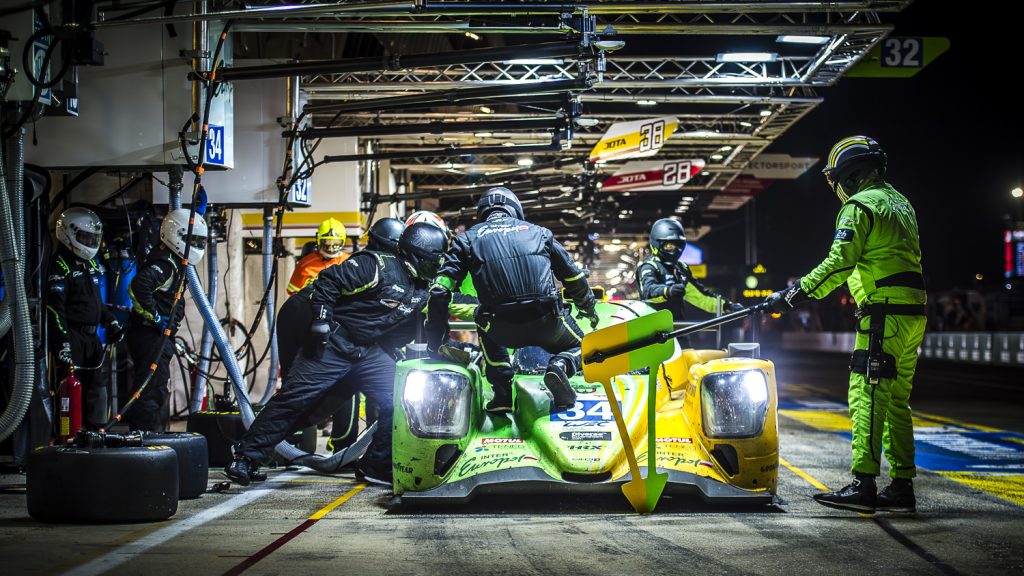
top-left (701, 3), bottom-right (1023, 292)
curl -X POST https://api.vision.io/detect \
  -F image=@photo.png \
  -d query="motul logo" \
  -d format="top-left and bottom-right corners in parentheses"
top-left (481, 438), bottom-right (523, 445)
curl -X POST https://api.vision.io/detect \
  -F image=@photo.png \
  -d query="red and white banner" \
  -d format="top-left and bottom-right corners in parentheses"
top-left (602, 159), bottom-right (705, 192)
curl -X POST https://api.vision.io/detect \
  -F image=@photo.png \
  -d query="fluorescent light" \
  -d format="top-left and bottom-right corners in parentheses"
top-left (479, 106), bottom-right (494, 114)
top-left (740, 121), bottom-right (753, 127)
top-left (517, 157), bottom-right (534, 167)
top-left (716, 52), bottom-right (778, 63)
top-left (464, 32), bottom-right (481, 41)
top-left (474, 132), bottom-right (493, 138)
top-left (759, 109), bottom-right (773, 117)
top-left (637, 99), bottom-right (657, 106)
top-left (710, 153), bottom-right (724, 161)
top-left (718, 145), bottom-right (733, 152)
top-left (576, 117), bottom-right (600, 127)
top-left (777, 35), bottom-right (829, 45)
top-left (501, 142), bottom-right (516, 147)
top-left (503, 58), bottom-right (564, 65)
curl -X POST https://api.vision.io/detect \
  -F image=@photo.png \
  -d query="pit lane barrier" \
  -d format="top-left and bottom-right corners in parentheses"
top-left (782, 332), bottom-right (1024, 367)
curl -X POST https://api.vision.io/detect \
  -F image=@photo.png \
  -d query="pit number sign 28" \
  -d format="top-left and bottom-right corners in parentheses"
top-left (882, 37), bottom-right (922, 68)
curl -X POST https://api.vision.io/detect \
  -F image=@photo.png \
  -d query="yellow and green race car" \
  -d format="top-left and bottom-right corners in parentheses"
top-left (391, 299), bottom-right (778, 506)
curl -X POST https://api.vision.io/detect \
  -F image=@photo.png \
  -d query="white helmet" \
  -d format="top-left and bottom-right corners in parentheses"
top-left (404, 210), bottom-right (448, 236)
top-left (56, 207), bottom-right (103, 261)
top-left (160, 208), bottom-right (209, 264)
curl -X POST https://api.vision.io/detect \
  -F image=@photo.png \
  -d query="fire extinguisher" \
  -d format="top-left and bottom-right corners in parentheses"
top-left (58, 368), bottom-right (82, 444)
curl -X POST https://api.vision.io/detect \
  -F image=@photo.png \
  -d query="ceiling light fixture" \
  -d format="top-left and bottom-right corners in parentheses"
top-left (517, 157), bottom-right (534, 167)
top-left (479, 106), bottom-right (494, 114)
top-left (503, 59), bottom-right (564, 65)
top-left (464, 32), bottom-right (481, 41)
top-left (637, 99), bottom-right (657, 106)
top-left (716, 52), bottom-right (778, 63)
top-left (777, 35), bottom-right (829, 45)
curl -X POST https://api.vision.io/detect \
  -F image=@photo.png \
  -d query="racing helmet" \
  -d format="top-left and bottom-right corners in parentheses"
top-left (649, 218), bottom-right (686, 265)
top-left (399, 222), bottom-right (450, 281)
top-left (822, 136), bottom-right (887, 202)
top-left (56, 207), bottom-right (103, 261)
top-left (160, 208), bottom-right (209, 264)
top-left (316, 217), bottom-right (347, 258)
top-left (366, 217), bottom-right (405, 253)
top-left (405, 210), bottom-right (449, 237)
top-left (476, 187), bottom-right (524, 221)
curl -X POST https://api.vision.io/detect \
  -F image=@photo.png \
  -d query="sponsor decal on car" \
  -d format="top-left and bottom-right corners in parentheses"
top-left (481, 438), bottom-right (524, 445)
top-left (456, 454), bottom-right (539, 477)
top-left (559, 431), bottom-right (612, 442)
top-left (656, 437), bottom-right (693, 444)
top-left (558, 421), bottom-right (611, 429)
top-left (567, 444), bottom-right (604, 451)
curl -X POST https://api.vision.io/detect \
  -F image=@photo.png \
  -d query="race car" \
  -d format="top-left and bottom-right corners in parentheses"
top-left (391, 298), bottom-right (778, 506)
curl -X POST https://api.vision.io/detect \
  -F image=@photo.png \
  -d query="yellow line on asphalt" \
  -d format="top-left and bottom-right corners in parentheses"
top-left (779, 457), bottom-right (830, 492)
top-left (307, 483), bottom-right (367, 521)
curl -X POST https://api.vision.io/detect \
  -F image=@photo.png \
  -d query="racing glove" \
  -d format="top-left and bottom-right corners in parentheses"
top-left (57, 342), bottom-right (74, 366)
top-left (106, 320), bottom-right (126, 343)
top-left (308, 304), bottom-right (332, 358)
top-left (433, 339), bottom-right (479, 366)
top-left (576, 305), bottom-right (600, 330)
top-left (667, 283), bottom-right (687, 299)
top-left (763, 279), bottom-right (808, 314)
top-left (726, 301), bottom-right (746, 313)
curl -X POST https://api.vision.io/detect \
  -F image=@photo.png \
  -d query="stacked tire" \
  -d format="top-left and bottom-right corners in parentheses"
top-left (27, 443), bottom-right (179, 523)
top-left (143, 432), bottom-right (209, 499)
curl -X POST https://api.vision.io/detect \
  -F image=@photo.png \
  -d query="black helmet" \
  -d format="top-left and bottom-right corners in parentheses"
top-left (822, 136), bottom-right (887, 202)
top-left (649, 218), bottom-right (686, 265)
top-left (367, 217), bottom-right (405, 253)
top-left (399, 222), bottom-right (449, 280)
top-left (476, 186), bottom-right (524, 221)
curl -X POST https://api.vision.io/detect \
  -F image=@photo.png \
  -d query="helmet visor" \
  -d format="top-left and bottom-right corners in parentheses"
top-left (320, 239), bottom-right (344, 256)
top-left (186, 234), bottom-right (207, 251)
top-left (74, 229), bottom-right (102, 249)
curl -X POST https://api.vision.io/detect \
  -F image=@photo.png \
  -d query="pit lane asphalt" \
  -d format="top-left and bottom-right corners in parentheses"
top-left (1, 353), bottom-right (1021, 575)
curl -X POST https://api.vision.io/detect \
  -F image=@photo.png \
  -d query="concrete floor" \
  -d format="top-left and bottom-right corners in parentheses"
top-left (1, 353), bottom-right (1022, 575)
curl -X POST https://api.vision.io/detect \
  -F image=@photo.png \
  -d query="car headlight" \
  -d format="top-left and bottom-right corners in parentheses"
top-left (700, 370), bottom-right (769, 438)
top-left (402, 370), bottom-right (472, 439)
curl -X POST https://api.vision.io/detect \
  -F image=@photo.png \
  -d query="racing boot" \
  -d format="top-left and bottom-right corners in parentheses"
top-left (223, 455), bottom-right (257, 487)
top-left (249, 462), bottom-right (268, 482)
top-left (544, 356), bottom-right (577, 411)
top-left (877, 478), bottom-right (915, 513)
top-left (356, 458), bottom-right (393, 487)
top-left (812, 473), bottom-right (876, 513)
top-left (485, 384), bottom-right (514, 414)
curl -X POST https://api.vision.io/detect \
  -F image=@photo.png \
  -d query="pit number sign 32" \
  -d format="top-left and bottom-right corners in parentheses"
top-left (882, 37), bottom-right (922, 68)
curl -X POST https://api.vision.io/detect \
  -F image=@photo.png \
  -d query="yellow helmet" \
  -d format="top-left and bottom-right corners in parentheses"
top-left (317, 218), bottom-right (347, 258)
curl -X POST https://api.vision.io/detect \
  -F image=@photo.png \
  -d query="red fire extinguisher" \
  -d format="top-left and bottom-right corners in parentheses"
top-left (58, 368), bottom-right (82, 444)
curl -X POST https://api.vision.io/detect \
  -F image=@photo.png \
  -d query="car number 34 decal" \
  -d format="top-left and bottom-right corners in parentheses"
top-left (551, 399), bottom-right (621, 422)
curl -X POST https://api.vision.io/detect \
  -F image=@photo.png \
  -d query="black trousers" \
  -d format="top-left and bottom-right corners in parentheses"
top-left (238, 336), bottom-right (395, 466)
top-left (125, 325), bottom-right (173, 431)
top-left (476, 304), bottom-right (584, 393)
top-left (276, 295), bottom-right (360, 451)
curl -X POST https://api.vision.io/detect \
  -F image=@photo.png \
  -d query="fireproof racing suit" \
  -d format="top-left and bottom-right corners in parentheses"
top-left (638, 257), bottom-right (734, 346)
top-left (286, 251), bottom-right (348, 295)
top-left (127, 248), bottom-right (186, 431)
top-left (797, 181), bottom-right (926, 479)
top-left (236, 250), bottom-right (428, 468)
top-left (425, 214), bottom-right (595, 397)
top-left (47, 248), bottom-right (118, 429)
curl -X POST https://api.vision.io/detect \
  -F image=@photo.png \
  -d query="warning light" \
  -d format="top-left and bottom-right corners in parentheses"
top-left (745, 275), bottom-right (759, 289)
top-left (752, 264), bottom-right (767, 274)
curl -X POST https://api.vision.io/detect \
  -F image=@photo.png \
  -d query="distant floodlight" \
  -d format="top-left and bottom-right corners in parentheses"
top-left (637, 99), bottom-right (657, 106)
top-left (517, 157), bottom-right (534, 167)
top-left (1012, 186), bottom-right (1023, 198)
top-left (479, 106), bottom-right (494, 114)
top-left (717, 52), bottom-right (778, 63)
top-left (465, 32), bottom-right (481, 41)
top-left (474, 132), bottom-right (493, 138)
top-left (759, 109), bottom-right (773, 117)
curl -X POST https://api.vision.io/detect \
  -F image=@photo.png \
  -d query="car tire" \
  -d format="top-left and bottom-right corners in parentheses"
top-left (27, 444), bottom-right (178, 523)
top-left (143, 432), bottom-right (209, 499)
top-left (186, 411), bottom-right (245, 467)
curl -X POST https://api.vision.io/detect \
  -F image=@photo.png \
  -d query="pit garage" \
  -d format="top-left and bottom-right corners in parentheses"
top-left (0, 2), bottom-right (1022, 575)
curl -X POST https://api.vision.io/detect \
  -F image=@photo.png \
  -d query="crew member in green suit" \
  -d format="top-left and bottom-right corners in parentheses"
top-left (765, 136), bottom-right (926, 514)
